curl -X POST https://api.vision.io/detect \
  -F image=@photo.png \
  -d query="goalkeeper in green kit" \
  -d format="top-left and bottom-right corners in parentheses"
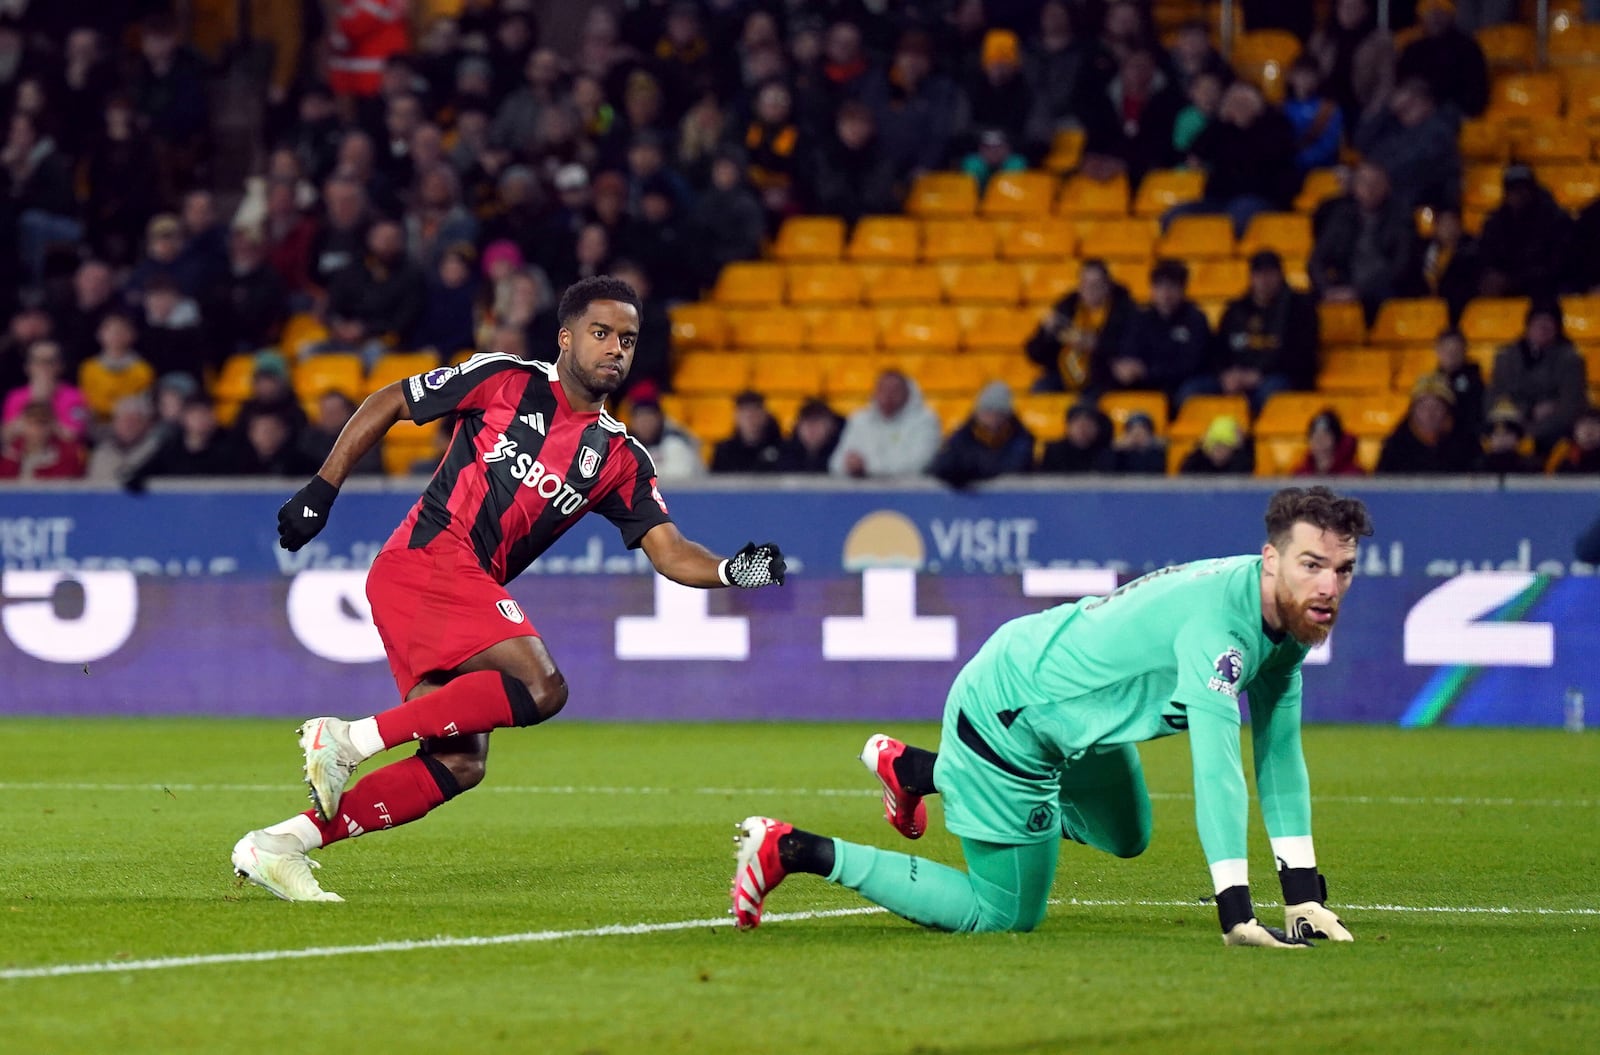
top-left (731, 486), bottom-right (1372, 948)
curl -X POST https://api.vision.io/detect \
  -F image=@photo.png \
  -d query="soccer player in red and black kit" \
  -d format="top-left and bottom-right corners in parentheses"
top-left (231, 276), bottom-right (786, 901)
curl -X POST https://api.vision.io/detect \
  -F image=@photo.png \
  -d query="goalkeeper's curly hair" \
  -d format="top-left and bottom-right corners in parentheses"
top-left (1264, 486), bottom-right (1375, 549)
top-left (557, 275), bottom-right (642, 330)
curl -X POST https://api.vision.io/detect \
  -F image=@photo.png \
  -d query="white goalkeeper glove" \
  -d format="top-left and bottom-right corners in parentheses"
top-left (1280, 867), bottom-right (1354, 942)
top-left (1224, 918), bottom-right (1313, 948)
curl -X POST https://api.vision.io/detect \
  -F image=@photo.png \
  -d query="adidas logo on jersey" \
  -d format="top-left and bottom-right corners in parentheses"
top-left (520, 412), bottom-right (545, 434)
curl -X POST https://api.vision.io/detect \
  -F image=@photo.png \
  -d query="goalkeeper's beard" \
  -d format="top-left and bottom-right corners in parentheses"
top-left (1276, 578), bottom-right (1339, 647)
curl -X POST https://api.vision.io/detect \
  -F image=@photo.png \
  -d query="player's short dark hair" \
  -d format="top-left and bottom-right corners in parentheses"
top-left (1264, 486), bottom-right (1374, 549)
top-left (557, 276), bottom-right (642, 330)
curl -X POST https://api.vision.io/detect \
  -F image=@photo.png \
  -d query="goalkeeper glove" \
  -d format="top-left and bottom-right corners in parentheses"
top-left (1215, 884), bottom-right (1312, 949)
top-left (719, 541), bottom-right (786, 588)
top-left (1281, 867), bottom-right (1354, 942)
top-left (278, 475), bottom-right (339, 552)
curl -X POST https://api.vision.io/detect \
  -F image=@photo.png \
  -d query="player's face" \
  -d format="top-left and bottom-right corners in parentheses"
top-left (1267, 523), bottom-right (1358, 646)
top-left (559, 299), bottom-right (638, 396)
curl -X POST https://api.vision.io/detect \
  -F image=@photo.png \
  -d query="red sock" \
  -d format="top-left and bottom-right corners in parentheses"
top-left (374, 669), bottom-right (522, 748)
top-left (309, 756), bottom-right (448, 847)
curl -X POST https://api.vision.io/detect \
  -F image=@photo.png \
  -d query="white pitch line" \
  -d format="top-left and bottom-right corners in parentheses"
top-left (0, 782), bottom-right (1592, 809)
top-left (1, 898), bottom-right (1593, 982)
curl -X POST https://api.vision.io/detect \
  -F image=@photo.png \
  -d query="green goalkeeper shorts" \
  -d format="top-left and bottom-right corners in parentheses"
top-left (933, 677), bottom-right (1063, 846)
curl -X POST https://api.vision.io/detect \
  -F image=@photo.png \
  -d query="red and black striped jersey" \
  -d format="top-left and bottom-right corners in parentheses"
top-left (382, 353), bottom-right (673, 583)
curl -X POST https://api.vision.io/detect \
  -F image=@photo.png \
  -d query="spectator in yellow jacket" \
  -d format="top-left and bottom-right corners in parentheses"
top-left (78, 312), bottom-right (155, 423)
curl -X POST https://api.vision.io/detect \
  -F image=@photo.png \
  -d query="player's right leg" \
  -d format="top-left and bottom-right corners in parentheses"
top-left (1057, 743), bottom-right (1152, 859)
top-left (732, 817), bottom-right (1058, 933)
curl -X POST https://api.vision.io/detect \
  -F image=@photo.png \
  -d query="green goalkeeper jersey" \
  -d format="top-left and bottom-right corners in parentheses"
top-left (954, 554), bottom-right (1313, 866)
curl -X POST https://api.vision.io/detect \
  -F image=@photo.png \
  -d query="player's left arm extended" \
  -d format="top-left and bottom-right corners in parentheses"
top-left (1248, 667), bottom-right (1354, 942)
top-left (276, 382), bottom-right (410, 551)
top-left (639, 523), bottom-right (786, 590)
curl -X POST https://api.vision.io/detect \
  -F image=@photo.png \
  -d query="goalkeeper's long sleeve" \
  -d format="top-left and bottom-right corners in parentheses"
top-left (1186, 706), bottom-right (1251, 886)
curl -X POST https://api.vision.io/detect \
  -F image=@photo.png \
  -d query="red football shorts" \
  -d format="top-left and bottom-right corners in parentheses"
top-left (366, 537), bottom-right (539, 698)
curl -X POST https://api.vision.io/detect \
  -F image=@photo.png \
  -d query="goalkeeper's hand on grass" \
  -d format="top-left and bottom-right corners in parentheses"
top-left (1281, 867), bottom-right (1353, 941)
top-left (1223, 919), bottom-right (1313, 948)
top-left (719, 541), bottom-right (786, 588)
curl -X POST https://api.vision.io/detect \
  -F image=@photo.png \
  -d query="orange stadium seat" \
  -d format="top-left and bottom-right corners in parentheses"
top-left (936, 261), bottom-right (1022, 304)
top-left (995, 217), bottom-right (1076, 259)
top-left (1549, 22), bottom-right (1600, 67)
top-left (1156, 214), bottom-right (1236, 259)
top-left (1476, 23), bottom-right (1537, 72)
top-left (1335, 392), bottom-right (1408, 438)
top-left (1133, 168), bottom-right (1205, 217)
top-left (1560, 294), bottom-right (1600, 341)
top-left (1075, 217), bottom-right (1159, 261)
top-left (1458, 118), bottom-right (1513, 164)
top-left (1019, 259), bottom-right (1082, 305)
top-left (1239, 212), bottom-right (1312, 260)
top-left (1232, 30), bottom-right (1301, 104)
top-left (803, 306), bottom-right (879, 353)
top-left (772, 216), bottom-right (845, 262)
top-left (1099, 390), bottom-right (1169, 434)
top-left (1013, 393), bottom-right (1076, 440)
top-left (915, 355), bottom-right (991, 397)
top-left (877, 306), bottom-right (962, 354)
top-left (382, 418), bottom-right (441, 477)
top-left (712, 262), bottom-right (785, 306)
top-left (1487, 73), bottom-right (1562, 121)
top-left (1056, 172), bottom-right (1130, 217)
top-left (1461, 164), bottom-right (1507, 213)
top-left (818, 353), bottom-right (884, 400)
top-left (1195, 297), bottom-right (1229, 329)
top-left (280, 313), bottom-right (327, 359)
top-left (921, 218), bottom-right (999, 261)
top-left (957, 304), bottom-right (1041, 353)
top-left (1042, 128), bottom-right (1086, 174)
top-left (981, 171), bottom-right (1057, 217)
top-left (858, 263), bottom-right (943, 305)
top-left (670, 302), bottom-right (725, 351)
top-left (1107, 259), bottom-right (1152, 300)
top-left (1294, 168), bottom-right (1346, 213)
top-left (750, 352), bottom-right (825, 397)
top-left (725, 307), bottom-right (808, 351)
top-left (1317, 349), bottom-right (1394, 393)
top-left (1544, 163), bottom-right (1600, 209)
top-left (906, 171), bottom-right (979, 218)
top-left (1562, 67), bottom-right (1600, 124)
top-left (293, 354), bottom-right (364, 403)
top-left (1185, 258), bottom-right (1250, 300)
top-left (678, 396), bottom-right (736, 446)
top-left (1512, 119), bottom-right (1590, 164)
top-left (1255, 392), bottom-right (1338, 438)
top-left (786, 263), bottom-right (863, 307)
top-left (1170, 394), bottom-right (1251, 442)
top-left (1395, 346), bottom-right (1442, 390)
top-left (365, 352), bottom-right (439, 396)
top-left (926, 394), bottom-right (973, 432)
top-left (965, 351), bottom-right (1037, 392)
top-left (674, 352), bottom-right (753, 398)
top-left (213, 354), bottom-right (256, 405)
top-left (846, 216), bottom-right (920, 262)
top-left (1317, 301), bottom-right (1367, 346)
top-left (1370, 298), bottom-right (1449, 345)
top-left (1461, 297), bottom-right (1532, 345)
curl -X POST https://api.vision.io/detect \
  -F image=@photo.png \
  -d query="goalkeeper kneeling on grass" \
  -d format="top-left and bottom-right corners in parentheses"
top-left (732, 485), bottom-right (1370, 948)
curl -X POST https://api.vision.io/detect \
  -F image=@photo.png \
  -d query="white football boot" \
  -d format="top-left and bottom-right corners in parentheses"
top-left (298, 716), bottom-right (363, 822)
top-left (231, 830), bottom-right (343, 902)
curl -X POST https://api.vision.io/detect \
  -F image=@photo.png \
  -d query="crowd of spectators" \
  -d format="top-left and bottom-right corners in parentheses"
top-left (0, 1), bottom-right (1594, 484)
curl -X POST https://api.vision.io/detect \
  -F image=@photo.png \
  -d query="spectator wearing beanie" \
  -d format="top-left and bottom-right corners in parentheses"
top-left (930, 381), bottom-right (1036, 487)
top-left (1488, 301), bottom-right (1588, 453)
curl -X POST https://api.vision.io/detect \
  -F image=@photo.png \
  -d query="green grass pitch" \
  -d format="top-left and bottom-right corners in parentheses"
top-left (2, 720), bottom-right (1596, 1054)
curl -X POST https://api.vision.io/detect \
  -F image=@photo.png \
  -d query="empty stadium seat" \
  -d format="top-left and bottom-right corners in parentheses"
top-left (725, 307), bottom-right (808, 351)
top-left (1476, 23), bottom-right (1537, 72)
top-left (1170, 394), bottom-right (1250, 442)
top-left (1107, 259), bottom-right (1153, 301)
top-left (1487, 73), bottom-right (1562, 121)
top-left (1549, 22), bottom-right (1600, 67)
top-left (711, 261), bottom-right (786, 306)
top-left (858, 263), bottom-right (943, 305)
top-left (1461, 165), bottom-right (1507, 212)
top-left (1232, 29), bottom-right (1301, 103)
top-left (1185, 258), bottom-right (1250, 300)
top-left (1458, 118), bottom-right (1512, 164)
top-left (365, 352), bottom-right (439, 396)
top-left (1559, 295), bottom-right (1600, 342)
top-left (1562, 67), bottom-right (1600, 124)
top-left (1133, 168), bottom-right (1205, 218)
top-left (1157, 214), bottom-right (1236, 260)
top-left (935, 261), bottom-right (1023, 304)
top-left (981, 171), bottom-right (1057, 217)
top-left (1019, 259), bottom-right (1083, 305)
top-left (956, 304), bottom-right (1042, 353)
top-left (1336, 392), bottom-right (1409, 438)
top-left (213, 354), bottom-right (256, 405)
top-left (1395, 347), bottom-right (1442, 390)
top-left (1013, 393), bottom-right (1075, 440)
top-left (995, 217), bottom-right (1076, 259)
top-left (1544, 163), bottom-right (1600, 209)
top-left (1460, 297), bottom-right (1532, 345)
top-left (1042, 128), bottom-right (1086, 174)
top-left (846, 216), bottom-right (920, 263)
top-left (669, 302), bottom-right (726, 351)
top-left (906, 171), bottom-right (979, 218)
top-left (786, 263), bottom-right (863, 307)
top-left (1255, 392), bottom-right (1338, 437)
top-left (1239, 212), bottom-right (1312, 260)
top-left (1074, 217), bottom-right (1159, 261)
top-left (802, 307), bottom-right (879, 353)
top-left (1294, 168), bottom-right (1346, 213)
top-left (921, 218), bottom-right (999, 261)
top-left (914, 355), bottom-right (991, 397)
top-left (293, 354), bottom-right (364, 404)
top-left (877, 306), bottom-right (962, 354)
top-left (1056, 172), bottom-right (1130, 217)
top-left (1369, 298), bottom-right (1449, 345)
top-left (1317, 349), bottom-right (1394, 393)
top-left (673, 351), bottom-right (752, 396)
top-left (772, 216), bottom-right (845, 262)
top-left (818, 354), bottom-right (885, 400)
top-left (281, 313), bottom-right (328, 359)
top-left (1317, 301), bottom-right (1367, 346)
top-left (750, 352), bottom-right (825, 397)
top-left (1512, 119), bottom-right (1589, 164)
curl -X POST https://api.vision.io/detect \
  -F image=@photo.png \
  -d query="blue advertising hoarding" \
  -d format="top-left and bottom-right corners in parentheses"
top-left (1, 480), bottom-right (1595, 726)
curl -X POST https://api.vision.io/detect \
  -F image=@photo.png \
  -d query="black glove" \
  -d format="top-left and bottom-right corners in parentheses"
top-left (278, 476), bottom-right (340, 551)
top-left (720, 541), bottom-right (786, 588)
top-left (1281, 867), bottom-right (1354, 941)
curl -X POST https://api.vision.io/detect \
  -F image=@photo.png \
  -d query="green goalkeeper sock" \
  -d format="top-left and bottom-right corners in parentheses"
top-left (824, 836), bottom-right (1060, 933)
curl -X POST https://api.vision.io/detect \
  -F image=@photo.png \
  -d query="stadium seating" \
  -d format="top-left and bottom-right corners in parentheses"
top-left (1317, 349), bottom-right (1394, 393)
top-left (1239, 212), bottom-right (1312, 260)
top-left (803, 307), bottom-right (879, 353)
top-left (786, 263), bottom-right (864, 307)
top-left (877, 306), bottom-right (962, 354)
top-left (1458, 118), bottom-right (1512, 164)
top-left (365, 352), bottom-right (438, 397)
top-left (995, 217), bottom-right (1077, 259)
top-left (1170, 394), bottom-right (1250, 443)
top-left (772, 217), bottom-right (845, 262)
top-left (935, 261), bottom-right (1023, 304)
top-left (1544, 163), bottom-right (1600, 209)
top-left (858, 263), bottom-right (943, 305)
top-left (1294, 168), bottom-right (1345, 213)
top-left (1132, 169), bottom-right (1204, 218)
top-left (1075, 217), bottom-right (1159, 262)
top-left (1369, 298), bottom-right (1449, 346)
top-left (1042, 128), bottom-right (1086, 173)
top-left (956, 304), bottom-right (1041, 353)
top-left (1099, 390), bottom-right (1169, 436)
top-left (712, 262), bottom-right (786, 306)
top-left (674, 351), bottom-right (752, 396)
top-left (1317, 302), bottom-right (1367, 347)
top-left (1013, 393), bottom-right (1075, 441)
top-left (921, 219), bottom-right (1000, 261)
top-left (1019, 259), bottom-right (1082, 305)
top-left (292, 355), bottom-right (364, 404)
top-left (1560, 295), bottom-right (1600, 341)
top-left (1185, 258), bottom-right (1250, 300)
top-left (1460, 297), bottom-right (1532, 346)
top-left (1157, 215), bottom-right (1236, 260)
top-left (751, 352), bottom-right (825, 397)
top-left (980, 171), bottom-right (1056, 217)
top-left (906, 172), bottom-right (979, 218)
top-left (1487, 72), bottom-right (1562, 121)
top-left (727, 307), bottom-right (808, 351)
top-left (1232, 29), bottom-right (1301, 103)
top-left (1512, 119), bottom-right (1589, 164)
top-left (1476, 23), bottom-right (1537, 72)
top-left (846, 217), bottom-right (920, 262)
top-left (1548, 22), bottom-right (1600, 66)
top-left (1056, 172), bottom-right (1130, 217)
